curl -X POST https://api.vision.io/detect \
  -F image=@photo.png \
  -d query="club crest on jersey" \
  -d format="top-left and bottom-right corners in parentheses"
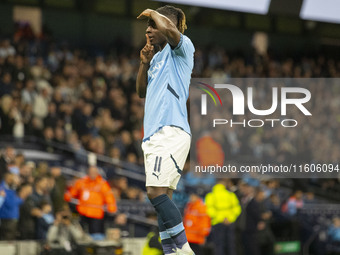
top-left (148, 61), bottom-right (164, 79)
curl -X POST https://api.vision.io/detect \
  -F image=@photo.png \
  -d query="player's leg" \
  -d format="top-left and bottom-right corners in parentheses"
top-left (166, 188), bottom-right (194, 254)
top-left (147, 186), bottom-right (194, 254)
top-left (147, 186), bottom-right (177, 254)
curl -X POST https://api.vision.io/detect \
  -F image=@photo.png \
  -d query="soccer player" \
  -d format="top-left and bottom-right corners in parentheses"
top-left (136, 5), bottom-right (195, 255)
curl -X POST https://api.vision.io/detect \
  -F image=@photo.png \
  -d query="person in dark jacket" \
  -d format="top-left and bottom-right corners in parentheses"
top-left (0, 95), bottom-right (16, 136)
top-left (0, 146), bottom-right (16, 181)
top-left (0, 72), bottom-right (14, 97)
top-left (36, 201), bottom-right (54, 240)
top-left (256, 190), bottom-right (275, 255)
top-left (18, 175), bottom-right (52, 239)
top-left (50, 166), bottom-right (67, 213)
top-left (243, 188), bottom-right (266, 255)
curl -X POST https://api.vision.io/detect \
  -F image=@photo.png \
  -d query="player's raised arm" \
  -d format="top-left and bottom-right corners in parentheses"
top-left (137, 9), bottom-right (181, 48)
top-left (136, 34), bottom-right (154, 98)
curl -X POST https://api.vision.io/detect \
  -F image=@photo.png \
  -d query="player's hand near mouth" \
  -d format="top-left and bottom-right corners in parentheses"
top-left (140, 34), bottom-right (154, 65)
top-left (137, 34), bottom-right (154, 98)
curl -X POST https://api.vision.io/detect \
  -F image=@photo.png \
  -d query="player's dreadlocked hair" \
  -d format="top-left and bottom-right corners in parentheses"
top-left (156, 5), bottom-right (187, 34)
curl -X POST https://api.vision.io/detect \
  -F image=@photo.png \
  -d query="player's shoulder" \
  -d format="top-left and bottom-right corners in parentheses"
top-left (182, 34), bottom-right (192, 42)
top-left (171, 33), bottom-right (195, 57)
top-left (182, 34), bottom-right (194, 48)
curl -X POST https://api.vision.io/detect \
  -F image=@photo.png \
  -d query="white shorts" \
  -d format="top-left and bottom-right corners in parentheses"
top-left (142, 126), bottom-right (191, 190)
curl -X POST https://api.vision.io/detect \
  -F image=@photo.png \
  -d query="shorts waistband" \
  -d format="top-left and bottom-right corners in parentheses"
top-left (142, 125), bottom-right (186, 142)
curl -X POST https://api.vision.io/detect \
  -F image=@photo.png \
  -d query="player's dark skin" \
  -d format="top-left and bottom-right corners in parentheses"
top-left (136, 9), bottom-right (181, 200)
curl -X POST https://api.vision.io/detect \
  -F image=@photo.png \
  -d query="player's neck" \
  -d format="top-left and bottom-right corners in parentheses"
top-left (158, 41), bottom-right (167, 51)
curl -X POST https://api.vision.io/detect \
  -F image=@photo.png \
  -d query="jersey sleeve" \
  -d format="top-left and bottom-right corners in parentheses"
top-left (172, 34), bottom-right (195, 59)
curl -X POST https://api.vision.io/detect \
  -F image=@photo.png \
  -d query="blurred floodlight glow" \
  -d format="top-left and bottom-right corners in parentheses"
top-left (300, 0), bottom-right (340, 24)
top-left (154, 0), bottom-right (271, 14)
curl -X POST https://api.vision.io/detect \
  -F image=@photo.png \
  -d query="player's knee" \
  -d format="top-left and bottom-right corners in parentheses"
top-left (146, 189), bottom-right (155, 200)
top-left (146, 186), bottom-right (168, 200)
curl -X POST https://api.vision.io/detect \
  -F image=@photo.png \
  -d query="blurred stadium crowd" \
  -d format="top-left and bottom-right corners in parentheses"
top-left (1, 24), bottom-right (340, 255)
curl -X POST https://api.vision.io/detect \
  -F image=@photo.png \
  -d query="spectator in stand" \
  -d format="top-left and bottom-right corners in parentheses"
top-left (121, 186), bottom-right (144, 201)
top-left (109, 147), bottom-right (122, 162)
top-left (64, 166), bottom-right (117, 239)
top-left (234, 180), bottom-right (255, 255)
top-left (13, 153), bottom-right (24, 169)
top-left (243, 188), bottom-right (266, 255)
top-left (50, 166), bottom-right (67, 212)
top-left (281, 190), bottom-right (305, 240)
top-left (255, 190), bottom-right (275, 255)
top-left (42, 126), bottom-right (55, 153)
top-left (36, 200), bottom-right (54, 240)
top-left (72, 102), bottom-right (94, 137)
top-left (0, 174), bottom-right (32, 240)
top-left (261, 179), bottom-right (279, 199)
top-left (0, 146), bottom-right (16, 181)
top-left (54, 126), bottom-right (66, 144)
top-left (34, 161), bottom-right (49, 178)
top-left (205, 179), bottom-right (241, 255)
top-left (30, 57), bottom-right (51, 82)
top-left (113, 130), bottom-right (133, 159)
top-left (21, 79), bottom-right (37, 106)
top-left (282, 190), bottom-right (304, 216)
top-left (303, 191), bottom-right (316, 204)
top-left (47, 208), bottom-right (89, 255)
top-left (328, 217), bottom-right (340, 242)
top-left (111, 175), bottom-right (128, 201)
top-left (19, 161), bottom-right (35, 184)
top-left (33, 87), bottom-right (50, 120)
top-left (0, 95), bottom-right (16, 136)
top-left (183, 190), bottom-right (211, 255)
top-left (0, 189), bottom-right (5, 207)
top-left (184, 169), bottom-right (216, 188)
top-left (7, 153), bottom-right (22, 177)
top-left (43, 102), bottom-right (59, 128)
top-left (0, 72), bottom-right (14, 97)
top-left (0, 39), bottom-right (16, 58)
top-left (266, 193), bottom-right (290, 239)
top-left (18, 175), bottom-right (52, 239)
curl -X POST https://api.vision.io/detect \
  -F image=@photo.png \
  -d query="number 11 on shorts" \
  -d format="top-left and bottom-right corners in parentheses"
top-left (153, 156), bottom-right (162, 179)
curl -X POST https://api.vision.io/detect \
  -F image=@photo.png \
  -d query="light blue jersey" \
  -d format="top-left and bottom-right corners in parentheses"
top-left (143, 34), bottom-right (195, 141)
